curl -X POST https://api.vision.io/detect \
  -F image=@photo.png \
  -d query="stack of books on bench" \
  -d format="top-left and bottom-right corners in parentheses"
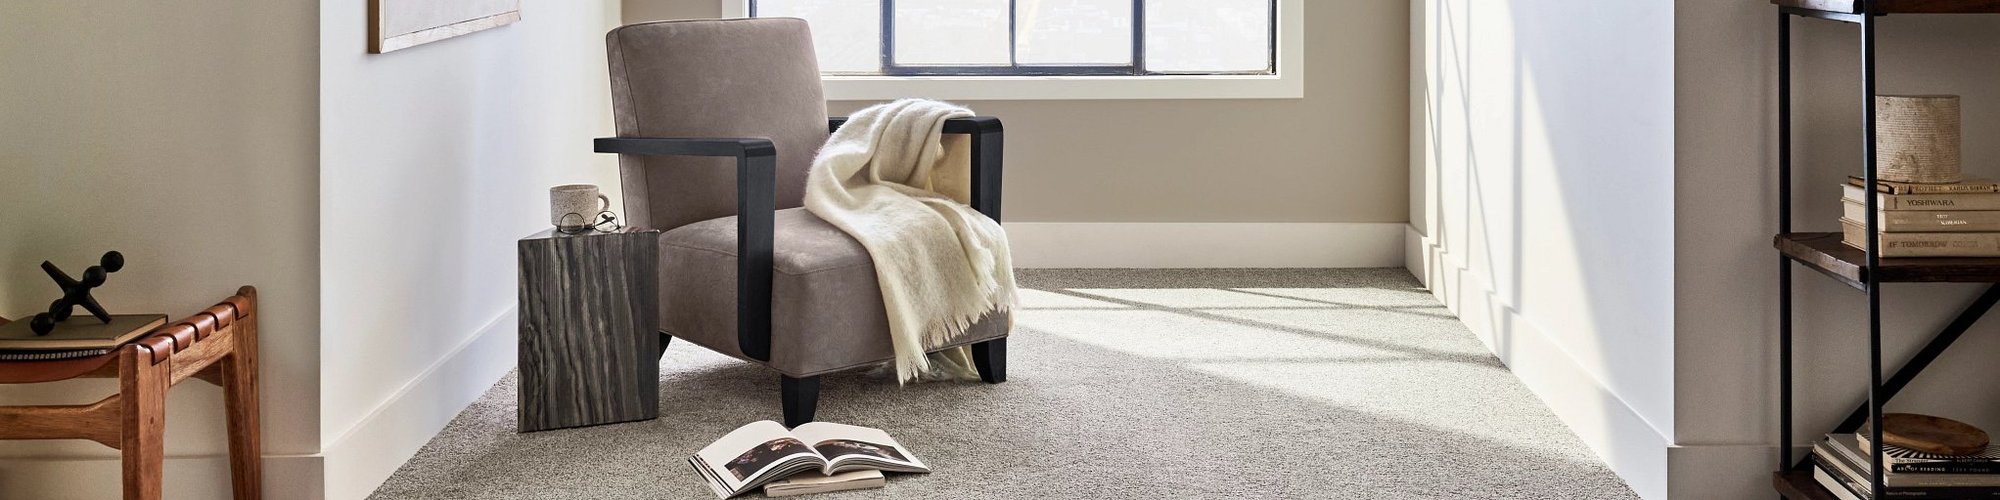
top-left (1813, 433), bottom-right (2000, 499)
top-left (0, 315), bottom-right (165, 361)
top-left (1843, 177), bottom-right (2000, 257)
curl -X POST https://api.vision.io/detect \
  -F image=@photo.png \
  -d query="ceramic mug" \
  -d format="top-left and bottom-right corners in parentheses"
top-left (550, 184), bottom-right (611, 229)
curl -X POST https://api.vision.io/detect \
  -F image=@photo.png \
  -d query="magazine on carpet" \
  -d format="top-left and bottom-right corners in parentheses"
top-left (689, 420), bottom-right (929, 498)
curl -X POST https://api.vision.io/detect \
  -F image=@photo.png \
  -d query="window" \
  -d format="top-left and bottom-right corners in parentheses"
top-left (725, 0), bottom-right (1302, 100)
top-left (749, 0), bottom-right (1275, 77)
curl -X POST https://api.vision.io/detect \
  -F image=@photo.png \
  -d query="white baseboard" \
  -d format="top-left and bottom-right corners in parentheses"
top-left (321, 307), bottom-right (519, 500)
top-left (1405, 225), bottom-right (1430, 287)
top-left (1004, 222), bottom-right (1406, 268)
top-left (1408, 227), bottom-right (1671, 499)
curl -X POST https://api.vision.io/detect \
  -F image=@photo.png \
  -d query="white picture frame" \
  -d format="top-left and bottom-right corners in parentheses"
top-left (370, 0), bottom-right (522, 53)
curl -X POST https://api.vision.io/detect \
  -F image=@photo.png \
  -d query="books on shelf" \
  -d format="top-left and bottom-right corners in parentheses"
top-left (1843, 185), bottom-right (2000, 211)
top-left (689, 420), bottom-right (928, 499)
top-left (1813, 434), bottom-right (2000, 499)
top-left (1815, 466), bottom-right (1867, 500)
top-left (1857, 432), bottom-right (2000, 474)
top-left (1841, 220), bottom-right (2000, 257)
top-left (1840, 181), bottom-right (2000, 257)
top-left (1850, 176), bottom-right (2000, 195)
top-left (1844, 201), bottom-right (2000, 232)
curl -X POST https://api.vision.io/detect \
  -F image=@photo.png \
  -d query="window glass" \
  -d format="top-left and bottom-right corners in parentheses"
top-left (756, 0), bottom-right (884, 74)
top-left (892, 0), bottom-right (1011, 66)
top-left (1016, 0), bottom-right (1133, 66)
top-left (1143, 0), bottom-right (1272, 73)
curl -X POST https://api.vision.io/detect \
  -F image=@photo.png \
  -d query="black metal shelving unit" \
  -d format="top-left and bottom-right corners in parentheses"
top-left (1773, 1), bottom-right (2000, 499)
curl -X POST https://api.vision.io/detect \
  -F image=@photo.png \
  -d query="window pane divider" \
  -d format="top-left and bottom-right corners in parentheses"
top-left (1133, 0), bottom-right (1147, 74)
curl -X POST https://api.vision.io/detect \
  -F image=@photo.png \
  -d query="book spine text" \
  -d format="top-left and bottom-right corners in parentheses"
top-left (1842, 220), bottom-right (2000, 257)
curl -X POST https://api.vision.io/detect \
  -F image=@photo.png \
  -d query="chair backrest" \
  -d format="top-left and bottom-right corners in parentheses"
top-left (606, 18), bottom-right (830, 232)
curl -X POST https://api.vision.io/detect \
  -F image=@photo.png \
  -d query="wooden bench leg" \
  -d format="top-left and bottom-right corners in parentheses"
top-left (121, 348), bottom-right (169, 500)
top-left (224, 309), bottom-right (262, 499)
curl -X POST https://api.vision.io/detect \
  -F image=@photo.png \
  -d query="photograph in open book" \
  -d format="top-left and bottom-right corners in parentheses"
top-left (813, 439), bottom-right (910, 463)
top-left (727, 438), bottom-right (813, 481)
top-left (788, 422), bottom-right (928, 472)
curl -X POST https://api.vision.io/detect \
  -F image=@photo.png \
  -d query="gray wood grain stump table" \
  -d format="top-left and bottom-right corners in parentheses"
top-left (517, 227), bottom-right (660, 432)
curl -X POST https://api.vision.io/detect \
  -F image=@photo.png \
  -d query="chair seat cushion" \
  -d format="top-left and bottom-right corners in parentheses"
top-left (657, 207), bottom-right (1007, 377)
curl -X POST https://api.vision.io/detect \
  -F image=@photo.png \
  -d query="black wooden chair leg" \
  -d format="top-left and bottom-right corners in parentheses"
top-left (972, 337), bottom-right (1007, 384)
top-left (781, 375), bottom-right (820, 427)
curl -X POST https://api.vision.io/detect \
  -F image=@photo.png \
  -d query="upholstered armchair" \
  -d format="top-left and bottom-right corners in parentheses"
top-left (594, 18), bottom-right (1010, 427)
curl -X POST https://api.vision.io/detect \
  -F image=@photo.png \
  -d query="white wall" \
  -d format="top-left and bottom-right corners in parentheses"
top-left (316, 0), bottom-right (623, 498)
top-left (0, 1), bottom-right (322, 498)
top-left (1675, 2), bottom-right (2000, 498)
top-left (1410, 0), bottom-right (1677, 497)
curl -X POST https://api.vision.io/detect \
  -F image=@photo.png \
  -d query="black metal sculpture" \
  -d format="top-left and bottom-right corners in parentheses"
top-left (28, 251), bottom-right (124, 336)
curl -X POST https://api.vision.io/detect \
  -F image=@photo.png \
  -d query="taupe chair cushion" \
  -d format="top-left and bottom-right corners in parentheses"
top-left (607, 18), bottom-right (830, 232)
top-left (658, 208), bottom-right (1010, 377)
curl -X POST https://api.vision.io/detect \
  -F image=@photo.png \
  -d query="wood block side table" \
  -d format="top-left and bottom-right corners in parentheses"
top-left (517, 227), bottom-right (661, 432)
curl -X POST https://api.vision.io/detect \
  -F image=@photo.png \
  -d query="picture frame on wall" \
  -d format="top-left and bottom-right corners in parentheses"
top-left (369, 0), bottom-right (521, 53)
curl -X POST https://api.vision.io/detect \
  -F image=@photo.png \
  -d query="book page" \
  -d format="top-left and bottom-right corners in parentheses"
top-left (790, 422), bottom-right (929, 473)
top-left (693, 421), bottom-right (825, 494)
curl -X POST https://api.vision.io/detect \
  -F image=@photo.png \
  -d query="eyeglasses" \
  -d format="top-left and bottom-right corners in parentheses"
top-left (556, 211), bottom-right (624, 235)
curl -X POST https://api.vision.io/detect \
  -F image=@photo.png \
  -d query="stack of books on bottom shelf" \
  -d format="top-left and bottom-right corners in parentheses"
top-left (1813, 433), bottom-right (2000, 499)
top-left (1843, 178), bottom-right (2000, 257)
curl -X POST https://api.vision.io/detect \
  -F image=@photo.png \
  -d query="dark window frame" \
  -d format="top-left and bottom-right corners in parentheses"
top-left (748, 0), bottom-right (1277, 77)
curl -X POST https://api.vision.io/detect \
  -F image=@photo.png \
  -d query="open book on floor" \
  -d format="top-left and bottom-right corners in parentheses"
top-left (689, 420), bottom-right (929, 498)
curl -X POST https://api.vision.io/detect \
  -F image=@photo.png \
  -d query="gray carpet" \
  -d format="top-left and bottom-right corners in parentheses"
top-left (370, 269), bottom-right (1637, 499)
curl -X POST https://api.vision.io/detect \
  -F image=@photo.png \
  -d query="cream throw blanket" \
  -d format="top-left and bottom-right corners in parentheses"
top-left (804, 99), bottom-right (1017, 383)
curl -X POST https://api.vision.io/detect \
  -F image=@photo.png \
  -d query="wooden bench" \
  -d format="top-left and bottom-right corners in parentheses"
top-left (0, 286), bottom-right (262, 500)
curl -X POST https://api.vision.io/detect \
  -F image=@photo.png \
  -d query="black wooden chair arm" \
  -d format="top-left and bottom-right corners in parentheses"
top-left (594, 136), bottom-right (777, 362)
top-left (593, 137), bottom-right (776, 158)
top-left (827, 116), bottom-right (1003, 135)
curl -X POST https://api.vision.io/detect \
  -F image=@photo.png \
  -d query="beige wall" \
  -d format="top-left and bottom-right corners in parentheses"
top-left (0, 1), bottom-right (321, 498)
top-left (625, 0), bottom-right (1409, 223)
top-left (1, 1), bottom-right (623, 498)
top-left (1675, 3), bottom-right (2000, 498)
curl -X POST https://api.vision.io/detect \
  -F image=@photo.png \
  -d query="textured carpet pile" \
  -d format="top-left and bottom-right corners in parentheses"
top-left (370, 269), bottom-right (1637, 499)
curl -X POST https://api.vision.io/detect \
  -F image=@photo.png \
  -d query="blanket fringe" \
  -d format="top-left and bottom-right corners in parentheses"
top-left (902, 286), bottom-right (1015, 383)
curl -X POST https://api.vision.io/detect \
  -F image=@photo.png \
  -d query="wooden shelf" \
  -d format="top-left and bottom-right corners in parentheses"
top-left (1776, 232), bottom-right (2000, 288)
top-left (1775, 0), bottom-right (2000, 14)
top-left (1769, 3), bottom-right (2000, 500)
top-left (1774, 468), bottom-right (1843, 500)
